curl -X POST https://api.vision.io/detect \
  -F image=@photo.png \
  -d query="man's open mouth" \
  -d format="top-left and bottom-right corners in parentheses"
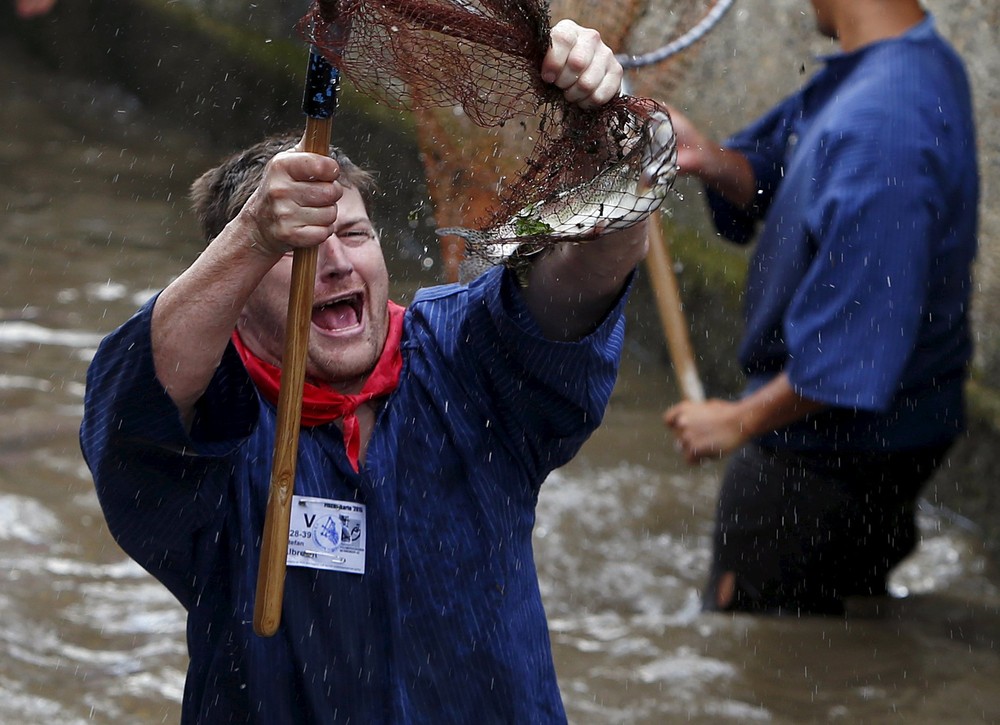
top-left (312, 293), bottom-right (363, 332)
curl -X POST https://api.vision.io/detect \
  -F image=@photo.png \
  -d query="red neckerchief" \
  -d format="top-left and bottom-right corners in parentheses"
top-left (232, 301), bottom-right (405, 471)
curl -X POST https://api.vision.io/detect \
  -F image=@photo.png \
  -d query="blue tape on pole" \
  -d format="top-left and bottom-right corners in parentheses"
top-left (302, 49), bottom-right (341, 119)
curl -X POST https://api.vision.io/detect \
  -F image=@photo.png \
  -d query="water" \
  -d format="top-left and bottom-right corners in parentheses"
top-left (2, 35), bottom-right (999, 724)
top-left (542, 392), bottom-right (1000, 723)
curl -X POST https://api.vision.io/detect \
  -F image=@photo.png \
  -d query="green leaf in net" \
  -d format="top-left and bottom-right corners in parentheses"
top-left (513, 213), bottom-right (553, 237)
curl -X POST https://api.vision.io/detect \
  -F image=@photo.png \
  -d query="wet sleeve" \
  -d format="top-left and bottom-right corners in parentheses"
top-left (403, 267), bottom-right (629, 487)
top-left (478, 267), bottom-right (629, 477)
top-left (79, 297), bottom-right (259, 606)
top-left (782, 107), bottom-right (940, 412)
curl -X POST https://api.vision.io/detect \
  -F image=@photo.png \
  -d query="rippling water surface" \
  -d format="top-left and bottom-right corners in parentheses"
top-left (2, 34), bottom-right (998, 724)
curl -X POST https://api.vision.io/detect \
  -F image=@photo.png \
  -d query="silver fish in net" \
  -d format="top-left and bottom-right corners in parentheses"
top-left (437, 106), bottom-right (678, 283)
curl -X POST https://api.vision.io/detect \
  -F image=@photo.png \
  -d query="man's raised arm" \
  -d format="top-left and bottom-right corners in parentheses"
top-left (520, 19), bottom-right (648, 340)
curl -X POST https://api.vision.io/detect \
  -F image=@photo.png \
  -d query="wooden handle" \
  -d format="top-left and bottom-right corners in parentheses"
top-left (253, 114), bottom-right (333, 637)
top-left (645, 210), bottom-right (705, 403)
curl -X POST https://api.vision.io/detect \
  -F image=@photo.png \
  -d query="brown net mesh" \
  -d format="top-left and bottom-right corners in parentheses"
top-left (300, 0), bottom-right (554, 126)
top-left (299, 0), bottom-right (722, 280)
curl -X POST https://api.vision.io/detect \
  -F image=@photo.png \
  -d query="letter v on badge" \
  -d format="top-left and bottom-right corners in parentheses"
top-left (286, 495), bottom-right (367, 575)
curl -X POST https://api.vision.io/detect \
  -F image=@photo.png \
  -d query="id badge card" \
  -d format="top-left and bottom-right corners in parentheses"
top-left (286, 495), bottom-right (366, 575)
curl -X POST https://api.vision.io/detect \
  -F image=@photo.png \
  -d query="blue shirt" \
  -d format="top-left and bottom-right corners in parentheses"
top-left (707, 15), bottom-right (978, 451)
top-left (80, 267), bottom-right (628, 723)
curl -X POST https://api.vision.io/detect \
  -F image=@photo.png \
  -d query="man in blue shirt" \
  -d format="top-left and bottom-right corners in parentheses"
top-left (81, 20), bottom-right (650, 723)
top-left (664, 0), bottom-right (978, 615)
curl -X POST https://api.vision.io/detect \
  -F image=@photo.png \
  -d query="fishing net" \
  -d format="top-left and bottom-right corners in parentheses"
top-left (298, 0), bottom-right (729, 280)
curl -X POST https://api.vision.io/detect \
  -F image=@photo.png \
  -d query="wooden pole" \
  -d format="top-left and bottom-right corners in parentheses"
top-left (253, 50), bottom-right (339, 638)
top-left (645, 210), bottom-right (705, 403)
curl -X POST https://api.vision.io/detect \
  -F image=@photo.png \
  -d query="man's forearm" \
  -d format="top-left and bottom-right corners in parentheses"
top-left (734, 372), bottom-right (826, 439)
top-left (692, 148), bottom-right (757, 210)
top-left (521, 222), bottom-right (648, 341)
top-left (151, 218), bottom-right (279, 423)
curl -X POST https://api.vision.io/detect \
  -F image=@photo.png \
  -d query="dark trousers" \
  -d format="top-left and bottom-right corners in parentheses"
top-left (704, 441), bottom-right (952, 616)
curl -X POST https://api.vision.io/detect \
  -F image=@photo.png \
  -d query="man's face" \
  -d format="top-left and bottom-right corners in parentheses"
top-left (238, 185), bottom-right (391, 393)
